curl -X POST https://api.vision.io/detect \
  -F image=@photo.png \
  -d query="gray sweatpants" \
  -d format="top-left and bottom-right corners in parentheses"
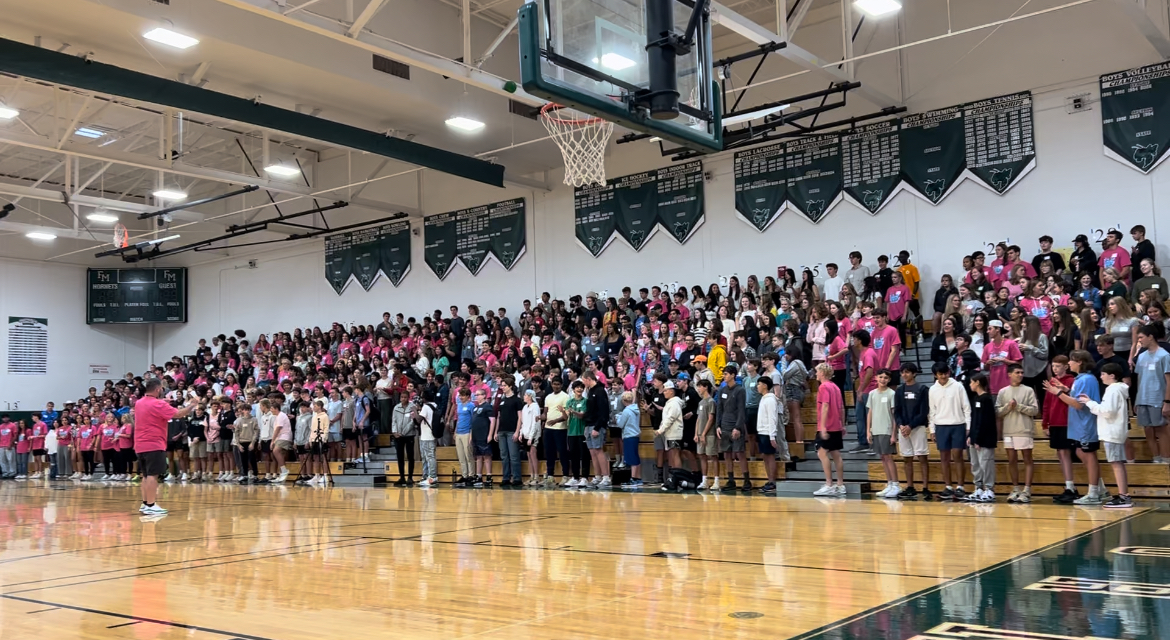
top-left (56, 450), bottom-right (73, 477)
top-left (969, 446), bottom-right (996, 489)
top-left (420, 439), bottom-right (437, 480)
top-left (0, 447), bottom-right (14, 476)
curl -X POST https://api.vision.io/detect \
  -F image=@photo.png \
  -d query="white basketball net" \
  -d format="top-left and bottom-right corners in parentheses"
top-left (540, 104), bottom-right (615, 188)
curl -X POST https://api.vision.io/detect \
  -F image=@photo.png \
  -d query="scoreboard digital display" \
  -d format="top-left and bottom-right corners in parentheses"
top-left (86, 268), bottom-right (188, 324)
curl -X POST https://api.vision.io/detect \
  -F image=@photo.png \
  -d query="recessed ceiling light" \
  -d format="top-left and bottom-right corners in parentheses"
top-left (723, 104), bottom-right (790, 126)
top-left (0, 106), bottom-right (18, 120)
top-left (74, 127), bottom-right (105, 139)
top-left (86, 211), bottom-right (119, 223)
top-left (445, 116), bottom-right (485, 132)
top-left (264, 164), bottom-right (301, 176)
top-left (600, 52), bottom-right (636, 71)
top-left (854, 0), bottom-right (901, 17)
top-left (152, 189), bottom-right (187, 201)
top-left (26, 232), bottom-right (57, 241)
top-left (143, 27), bottom-right (200, 50)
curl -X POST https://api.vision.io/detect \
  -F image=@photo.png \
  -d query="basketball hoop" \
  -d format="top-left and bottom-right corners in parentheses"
top-left (113, 223), bottom-right (128, 248)
top-left (540, 103), bottom-right (614, 188)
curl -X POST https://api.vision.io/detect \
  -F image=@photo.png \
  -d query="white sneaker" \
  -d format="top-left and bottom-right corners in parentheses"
top-left (710, 477), bottom-right (720, 491)
top-left (982, 489), bottom-right (996, 502)
top-left (418, 478), bottom-right (432, 488)
top-left (139, 503), bottom-right (149, 513)
top-left (276, 470), bottom-right (288, 483)
top-left (876, 484), bottom-right (891, 498)
top-left (560, 477), bottom-right (571, 487)
top-left (180, 473), bottom-right (189, 481)
top-left (599, 477), bottom-right (611, 487)
top-left (886, 484), bottom-right (902, 498)
top-left (142, 504), bottom-right (168, 515)
top-left (696, 479), bottom-right (709, 490)
top-left (567, 478), bottom-right (580, 488)
top-left (813, 484), bottom-right (835, 496)
top-left (1006, 489), bottom-right (1021, 503)
top-left (833, 484), bottom-right (847, 496)
top-left (164, 474), bottom-right (175, 482)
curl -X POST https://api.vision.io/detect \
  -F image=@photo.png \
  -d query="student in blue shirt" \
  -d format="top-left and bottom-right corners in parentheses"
top-left (1045, 350), bottom-right (1109, 505)
top-left (454, 387), bottom-right (475, 484)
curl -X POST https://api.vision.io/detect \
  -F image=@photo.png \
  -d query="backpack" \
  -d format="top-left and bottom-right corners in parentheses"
top-left (418, 403), bottom-right (443, 440)
top-left (663, 467), bottom-right (703, 491)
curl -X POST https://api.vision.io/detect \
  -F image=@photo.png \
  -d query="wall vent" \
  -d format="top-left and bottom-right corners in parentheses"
top-left (373, 55), bottom-right (410, 80)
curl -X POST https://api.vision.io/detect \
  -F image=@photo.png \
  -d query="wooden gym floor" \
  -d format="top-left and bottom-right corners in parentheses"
top-left (0, 483), bottom-right (1166, 640)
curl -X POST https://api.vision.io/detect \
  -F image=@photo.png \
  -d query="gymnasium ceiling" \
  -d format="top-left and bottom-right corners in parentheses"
top-left (0, 0), bottom-right (1162, 265)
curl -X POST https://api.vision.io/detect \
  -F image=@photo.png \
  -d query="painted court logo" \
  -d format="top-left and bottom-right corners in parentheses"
top-left (924, 179), bottom-right (946, 202)
top-left (989, 168), bottom-right (1013, 192)
top-left (1025, 575), bottom-right (1170, 599)
top-left (861, 190), bottom-right (883, 212)
top-left (1132, 143), bottom-right (1159, 170)
top-left (907, 622), bottom-right (1107, 640)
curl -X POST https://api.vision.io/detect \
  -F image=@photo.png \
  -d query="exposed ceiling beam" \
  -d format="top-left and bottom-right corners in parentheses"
top-left (787, 0), bottom-right (814, 38)
top-left (347, 0), bottom-right (391, 37)
top-left (710, 2), bottom-right (901, 107)
top-left (0, 219), bottom-right (101, 242)
top-left (1113, 0), bottom-right (1170, 57)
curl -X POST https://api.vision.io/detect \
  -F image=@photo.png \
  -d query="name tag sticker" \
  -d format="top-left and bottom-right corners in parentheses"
top-left (881, 398), bottom-right (889, 403)
top-left (905, 392), bottom-right (916, 399)
top-left (721, 393), bottom-right (728, 399)
top-left (1150, 364), bottom-right (1158, 371)
top-left (975, 402), bottom-right (981, 408)
top-left (1155, 284), bottom-right (1161, 289)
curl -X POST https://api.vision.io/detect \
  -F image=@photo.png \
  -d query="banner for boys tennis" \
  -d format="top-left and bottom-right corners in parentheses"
top-left (425, 198), bottom-right (526, 278)
top-left (323, 221), bottom-right (412, 294)
top-left (1101, 62), bottom-right (1170, 174)
top-left (573, 161), bottom-right (704, 256)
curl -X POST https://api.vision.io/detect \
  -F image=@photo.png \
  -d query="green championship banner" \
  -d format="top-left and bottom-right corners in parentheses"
top-left (963, 92), bottom-right (1035, 193)
top-left (573, 161), bottom-right (704, 255)
top-left (733, 143), bottom-right (787, 231)
top-left (842, 120), bottom-right (901, 214)
top-left (1101, 62), bottom-right (1170, 173)
top-left (900, 105), bottom-right (967, 205)
top-left (323, 221), bottom-right (413, 294)
top-left (425, 198), bottom-right (527, 277)
top-left (785, 133), bottom-right (843, 223)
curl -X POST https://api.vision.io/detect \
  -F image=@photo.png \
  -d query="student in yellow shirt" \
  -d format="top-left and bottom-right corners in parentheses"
top-left (897, 250), bottom-right (922, 341)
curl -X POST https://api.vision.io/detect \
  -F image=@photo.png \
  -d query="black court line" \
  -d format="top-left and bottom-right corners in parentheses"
top-left (25, 607), bottom-right (60, 614)
top-left (1, 593), bottom-right (277, 640)
top-left (106, 620), bottom-right (142, 629)
top-left (785, 508), bottom-right (1153, 640)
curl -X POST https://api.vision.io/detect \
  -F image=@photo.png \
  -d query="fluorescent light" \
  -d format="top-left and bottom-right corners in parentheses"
top-left (0, 106), bottom-right (18, 120)
top-left (445, 116), bottom-right (485, 132)
top-left (144, 234), bottom-right (180, 245)
top-left (854, 0), bottom-right (901, 17)
top-left (600, 53), bottom-right (636, 71)
top-left (86, 212), bottom-right (119, 223)
top-left (152, 189), bottom-right (187, 200)
top-left (723, 104), bottom-right (789, 126)
top-left (25, 232), bottom-right (56, 241)
top-left (74, 127), bottom-right (105, 139)
top-left (264, 164), bottom-right (301, 176)
top-left (143, 27), bottom-right (200, 49)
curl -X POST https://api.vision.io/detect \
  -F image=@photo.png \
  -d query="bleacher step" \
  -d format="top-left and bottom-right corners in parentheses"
top-left (330, 474), bottom-right (387, 486)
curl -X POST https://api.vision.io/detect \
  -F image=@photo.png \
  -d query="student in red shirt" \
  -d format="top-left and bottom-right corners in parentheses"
top-left (1042, 355), bottom-right (1079, 504)
top-left (1098, 230), bottom-right (1132, 282)
top-left (77, 420), bottom-right (99, 479)
top-left (812, 364), bottom-right (846, 496)
top-left (849, 329), bottom-right (878, 454)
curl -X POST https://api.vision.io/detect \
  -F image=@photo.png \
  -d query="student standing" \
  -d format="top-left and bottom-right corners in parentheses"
top-left (1133, 325), bottom-right (1170, 463)
top-left (657, 381), bottom-right (685, 480)
top-left (15, 422), bottom-right (31, 480)
top-left (133, 378), bottom-right (198, 515)
top-left (755, 377), bottom-right (781, 494)
top-left (564, 381), bottom-right (588, 487)
top-left (928, 361), bottom-right (971, 500)
top-left (1042, 356), bottom-right (1079, 503)
top-left (868, 370), bottom-right (900, 498)
top-left (893, 363), bottom-right (932, 500)
top-left (996, 364), bottom-right (1039, 503)
top-left (616, 392), bottom-right (643, 487)
top-left (582, 371), bottom-right (611, 487)
top-left (849, 330), bottom-right (878, 454)
top-left (542, 378), bottom-right (572, 486)
top-left (966, 373), bottom-right (998, 502)
top-left (715, 363), bottom-right (748, 491)
top-left (1045, 350), bottom-right (1108, 505)
top-left (390, 392), bottom-right (417, 486)
top-left (415, 392), bottom-right (439, 488)
top-left (471, 389), bottom-right (497, 487)
top-left (270, 402), bottom-right (293, 483)
top-left (694, 379), bottom-right (718, 489)
top-left (233, 402), bottom-right (259, 483)
top-left (308, 400), bottom-right (331, 485)
top-left (1080, 362), bottom-right (1134, 508)
top-left (812, 364), bottom-right (847, 496)
top-left (519, 389), bottom-right (542, 486)
top-left (0, 416), bottom-right (15, 479)
top-left (496, 377), bottom-right (525, 486)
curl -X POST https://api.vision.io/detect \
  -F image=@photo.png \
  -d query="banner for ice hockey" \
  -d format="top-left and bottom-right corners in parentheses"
top-left (734, 143), bottom-right (787, 231)
top-left (842, 120), bottom-right (902, 214)
top-left (963, 92), bottom-right (1035, 193)
top-left (1101, 63), bottom-right (1170, 173)
top-left (573, 161), bottom-right (705, 255)
top-left (900, 106), bottom-right (967, 205)
top-left (425, 198), bottom-right (527, 276)
top-left (376, 220), bottom-right (411, 287)
top-left (324, 232), bottom-right (355, 295)
top-left (785, 134), bottom-right (843, 223)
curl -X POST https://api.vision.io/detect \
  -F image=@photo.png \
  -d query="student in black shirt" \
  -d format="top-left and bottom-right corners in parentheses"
top-left (1070, 234), bottom-right (1100, 286)
top-left (966, 373), bottom-right (998, 502)
top-left (1031, 235), bottom-right (1067, 275)
top-left (893, 363), bottom-right (932, 500)
top-left (1131, 224), bottom-right (1156, 268)
top-left (470, 388), bottom-right (495, 487)
top-left (495, 378), bottom-right (524, 486)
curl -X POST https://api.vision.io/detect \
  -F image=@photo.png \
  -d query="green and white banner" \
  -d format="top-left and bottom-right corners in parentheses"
top-left (899, 105), bottom-right (966, 205)
top-left (323, 220), bottom-right (413, 294)
top-left (785, 133), bottom-right (843, 223)
top-left (425, 198), bottom-right (527, 277)
top-left (963, 92), bottom-right (1035, 193)
top-left (573, 161), bottom-right (704, 255)
top-left (1101, 62), bottom-right (1170, 173)
top-left (733, 143), bottom-right (787, 231)
top-left (842, 120), bottom-right (902, 214)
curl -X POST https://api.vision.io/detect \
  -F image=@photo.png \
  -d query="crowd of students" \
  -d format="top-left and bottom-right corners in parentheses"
top-left (0, 225), bottom-right (1164, 506)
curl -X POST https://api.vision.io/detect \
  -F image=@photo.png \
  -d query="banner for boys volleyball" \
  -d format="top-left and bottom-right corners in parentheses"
top-left (732, 91), bottom-right (1036, 226)
top-left (424, 198), bottom-right (526, 278)
top-left (324, 220), bottom-right (412, 294)
top-left (573, 161), bottom-right (704, 256)
top-left (1101, 62), bottom-right (1170, 173)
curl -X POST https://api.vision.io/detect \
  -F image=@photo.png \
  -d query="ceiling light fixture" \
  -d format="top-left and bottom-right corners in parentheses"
top-left (445, 116), bottom-right (485, 133)
top-left (143, 27), bottom-right (200, 50)
top-left (152, 188), bottom-right (188, 201)
top-left (0, 106), bottom-right (18, 120)
top-left (854, 0), bottom-right (902, 17)
top-left (144, 234), bottom-right (181, 245)
top-left (86, 211), bottom-right (119, 223)
top-left (722, 104), bottom-right (790, 126)
top-left (26, 232), bottom-right (57, 241)
top-left (600, 52), bottom-right (636, 71)
top-left (74, 127), bottom-right (105, 139)
top-left (264, 164), bottom-right (301, 177)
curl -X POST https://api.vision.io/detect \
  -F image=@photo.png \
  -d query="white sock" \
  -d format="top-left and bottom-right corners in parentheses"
top-left (1088, 485), bottom-right (1100, 498)
top-left (1065, 481), bottom-right (1075, 490)
top-left (1097, 479), bottom-right (1107, 492)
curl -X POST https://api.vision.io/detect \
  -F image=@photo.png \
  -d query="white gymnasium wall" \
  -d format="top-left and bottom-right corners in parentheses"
top-left (0, 258), bottom-right (149, 407)
top-left (150, 3), bottom-right (1170, 360)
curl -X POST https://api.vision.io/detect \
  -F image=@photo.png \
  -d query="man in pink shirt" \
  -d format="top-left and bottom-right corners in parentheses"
top-left (30, 417), bottom-right (48, 478)
top-left (850, 330), bottom-right (880, 454)
top-left (1004, 245), bottom-right (1037, 280)
top-left (813, 364), bottom-right (847, 496)
top-left (870, 310), bottom-right (902, 371)
top-left (981, 320), bottom-right (1023, 395)
top-left (0, 416), bottom-right (15, 479)
top-left (1098, 230), bottom-right (1132, 282)
top-left (135, 378), bottom-right (198, 515)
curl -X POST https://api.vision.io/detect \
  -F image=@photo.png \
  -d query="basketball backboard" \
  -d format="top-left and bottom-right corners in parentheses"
top-left (518, 0), bottom-right (722, 152)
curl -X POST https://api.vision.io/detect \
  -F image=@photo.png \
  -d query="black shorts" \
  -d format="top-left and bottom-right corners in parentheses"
top-left (342, 428), bottom-right (358, 441)
top-left (608, 426), bottom-right (623, 440)
top-left (296, 444), bottom-right (307, 455)
top-left (260, 440), bottom-right (272, 454)
top-left (1077, 440), bottom-right (1101, 453)
top-left (167, 441), bottom-right (189, 452)
top-left (473, 441), bottom-right (492, 456)
top-left (1047, 426), bottom-right (1073, 450)
top-left (138, 450), bottom-right (167, 477)
top-left (31, 448), bottom-right (47, 457)
top-left (746, 407), bottom-right (759, 436)
top-left (815, 431), bottom-right (844, 452)
top-left (309, 442), bottom-right (325, 456)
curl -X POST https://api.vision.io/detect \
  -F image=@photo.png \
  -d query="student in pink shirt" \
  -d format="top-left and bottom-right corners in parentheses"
top-left (1018, 280), bottom-right (1056, 333)
top-left (851, 329), bottom-right (879, 454)
top-left (99, 414), bottom-right (119, 478)
top-left (885, 272), bottom-right (912, 342)
top-left (117, 416), bottom-right (136, 480)
top-left (1004, 245), bottom-right (1038, 280)
top-left (15, 422), bottom-right (32, 479)
top-left (981, 320), bottom-right (1023, 395)
top-left (0, 418), bottom-right (16, 479)
top-left (987, 244), bottom-right (1009, 286)
top-left (870, 309), bottom-right (902, 371)
top-left (1098, 230), bottom-right (1132, 282)
top-left (812, 364), bottom-right (847, 496)
top-left (77, 421), bottom-right (99, 478)
top-left (855, 301), bottom-right (877, 334)
top-left (29, 417), bottom-right (48, 478)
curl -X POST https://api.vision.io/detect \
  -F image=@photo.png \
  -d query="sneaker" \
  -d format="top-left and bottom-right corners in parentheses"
top-left (721, 479), bottom-right (737, 492)
top-left (813, 484), bottom-right (836, 496)
top-left (393, 479), bottom-right (406, 487)
top-left (710, 478), bottom-right (720, 491)
top-left (598, 477), bottom-right (611, 487)
top-left (760, 482), bottom-right (776, 494)
top-left (1053, 488), bottom-right (1079, 504)
top-left (953, 487), bottom-right (967, 501)
top-left (696, 479), bottom-right (709, 490)
top-left (473, 479), bottom-right (484, 488)
top-left (1073, 493), bottom-right (1103, 506)
top-left (418, 478), bottom-right (432, 488)
top-left (981, 490), bottom-right (996, 503)
top-left (276, 471), bottom-right (288, 483)
top-left (139, 503), bottom-right (149, 513)
top-left (142, 504), bottom-right (168, 515)
top-left (1103, 494), bottom-right (1134, 509)
top-left (897, 487), bottom-right (919, 500)
top-left (1006, 489), bottom-right (1021, 503)
top-left (180, 473), bottom-right (189, 481)
top-left (865, 448), bottom-right (877, 456)
top-left (14, 475), bottom-right (25, 480)
top-left (833, 484), bottom-right (847, 496)
top-left (164, 474), bottom-right (175, 482)
top-left (939, 488), bottom-right (955, 501)
top-left (846, 445), bottom-right (867, 453)
top-left (876, 484), bottom-right (891, 498)
top-left (741, 480), bottom-right (753, 492)
top-left (1017, 490), bottom-right (1032, 504)
top-left (886, 485), bottom-right (902, 499)
top-left (921, 488), bottom-right (934, 501)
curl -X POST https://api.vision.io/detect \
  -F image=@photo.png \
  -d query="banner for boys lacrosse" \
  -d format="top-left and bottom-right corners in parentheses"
top-left (1101, 62), bottom-right (1170, 174)
top-left (573, 161), bottom-right (704, 255)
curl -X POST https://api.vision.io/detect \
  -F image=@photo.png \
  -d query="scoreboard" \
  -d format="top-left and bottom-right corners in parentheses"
top-left (86, 268), bottom-right (188, 324)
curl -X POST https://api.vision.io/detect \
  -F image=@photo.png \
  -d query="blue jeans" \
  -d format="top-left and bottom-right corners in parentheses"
top-left (497, 431), bottom-right (521, 481)
top-left (16, 452), bottom-right (29, 476)
top-left (855, 392), bottom-right (870, 448)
